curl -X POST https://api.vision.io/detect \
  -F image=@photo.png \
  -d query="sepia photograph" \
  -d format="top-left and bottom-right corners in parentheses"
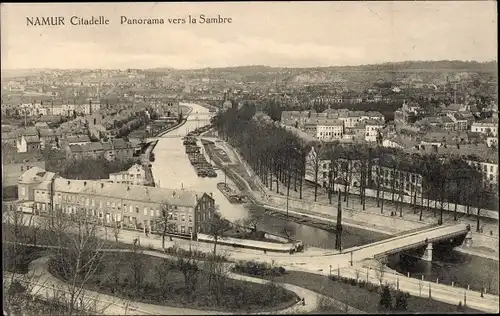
top-left (1, 1), bottom-right (498, 315)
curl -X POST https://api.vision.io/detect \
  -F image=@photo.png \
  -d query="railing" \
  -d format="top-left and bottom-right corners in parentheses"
top-left (374, 229), bottom-right (469, 257)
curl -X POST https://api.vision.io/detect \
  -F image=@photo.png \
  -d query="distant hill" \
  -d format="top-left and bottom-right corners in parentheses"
top-left (0, 68), bottom-right (50, 78)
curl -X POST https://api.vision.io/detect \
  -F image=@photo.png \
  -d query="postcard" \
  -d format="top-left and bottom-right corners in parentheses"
top-left (1, 2), bottom-right (498, 315)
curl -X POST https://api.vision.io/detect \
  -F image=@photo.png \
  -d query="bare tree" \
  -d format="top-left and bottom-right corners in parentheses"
top-left (205, 250), bottom-right (231, 305)
top-left (176, 250), bottom-right (200, 298)
top-left (112, 221), bottom-right (121, 243)
top-left (281, 222), bottom-right (296, 240)
top-left (375, 258), bottom-right (388, 288)
top-left (355, 269), bottom-right (361, 284)
top-left (155, 202), bottom-right (176, 249)
top-left (129, 244), bottom-right (146, 294)
top-left (242, 212), bottom-right (263, 232)
top-left (48, 209), bottom-right (110, 316)
top-left (155, 258), bottom-right (173, 296)
top-left (206, 210), bottom-right (231, 288)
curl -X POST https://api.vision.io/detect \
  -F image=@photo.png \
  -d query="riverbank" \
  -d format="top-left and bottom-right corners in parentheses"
top-left (206, 137), bottom-right (498, 261)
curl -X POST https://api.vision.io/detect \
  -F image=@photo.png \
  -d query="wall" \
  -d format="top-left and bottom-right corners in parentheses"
top-left (197, 233), bottom-right (300, 252)
top-left (266, 185), bottom-right (499, 220)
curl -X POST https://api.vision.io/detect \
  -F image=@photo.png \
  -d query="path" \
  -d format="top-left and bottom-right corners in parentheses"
top-left (4, 243), bottom-right (362, 315)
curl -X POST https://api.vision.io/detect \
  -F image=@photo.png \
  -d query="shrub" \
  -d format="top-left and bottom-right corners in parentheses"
top-left (394, 290), bottom-right (408, 311)
top-left (379, 285), bottom-right (393, 310)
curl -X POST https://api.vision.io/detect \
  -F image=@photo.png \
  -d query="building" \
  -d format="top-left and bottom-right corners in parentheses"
top-left (2, 153), bottom-right (46, 187)
top-left (305, 146), bottom-right (423, 196)
top-left (17, 167), bottom-right (216, 240)
top-left (109, 164), bottom-right (147, 186)
top-left (316, 119), bottom-right (344, 141)
top-left (466, 160), bottom-right (499, 191)
top-left (16, 135), bottom-right (41, 153)
top-left (365, 120), bottom-right (384, 142)
top-left (471, 118), bottom-right (498, 137)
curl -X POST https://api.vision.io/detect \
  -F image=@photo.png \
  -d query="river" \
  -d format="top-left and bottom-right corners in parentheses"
top-left (151, 102), bottom-right (499, 295)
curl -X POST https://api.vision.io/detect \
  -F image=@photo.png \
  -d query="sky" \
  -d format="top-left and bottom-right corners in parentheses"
top-left (1, 1), bottom-right (497, 70)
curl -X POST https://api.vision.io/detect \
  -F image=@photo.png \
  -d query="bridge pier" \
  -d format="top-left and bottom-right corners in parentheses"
top-left (463, 230), bottom-right (473, 247)
top-left (421, 242), bottom-right (433, 262)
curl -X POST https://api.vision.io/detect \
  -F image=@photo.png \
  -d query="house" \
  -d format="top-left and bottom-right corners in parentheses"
top-left (39, 128), bottom-right (62, 148)
top-left (66, 134), bottom-right (92, 146)
top-left (471, 118), bottom-right (498, 137)
top-left (110, 138), bottom-right (134, 160)
top-left (1, 153), bottom-right (46, 187)
top-left (17, 167), bottom-right (216, 240)
top-left (316, 119), bottom-right (344, 141)
top-left (365, 120), bottom-right (384, 142)
top-left (16, 135), bottom-right (41, 153)
top-left (109, 164), bottom-right (147, 186)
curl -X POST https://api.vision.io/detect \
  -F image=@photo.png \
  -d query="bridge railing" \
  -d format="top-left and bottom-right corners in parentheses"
top-left (373, 229), bottom-right (469, 258)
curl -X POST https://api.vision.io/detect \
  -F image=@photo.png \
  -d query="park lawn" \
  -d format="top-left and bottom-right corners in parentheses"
top-left (233, 270), bottom-right (482, 314)
top-left (50, 252), bottom-right (299, 313)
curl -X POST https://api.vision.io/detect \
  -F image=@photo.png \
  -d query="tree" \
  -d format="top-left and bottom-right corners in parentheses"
top-left (281, 222), bottom-right (296, 240)
top-left (206, 210), bottom-right (231, 288)
top-left (47, 210), bottom-right (111, 316)
top-left (375, 258), bottom-right (387, 287)
top-left (394, 291), bottom-right (409, 311)
top-left (242, 212), bottom-right (263, 232)
top-left (155, 202), bottom-right (176, 249)
top-left (112, 221), bottom-right (120, 243)
top-left (154, 258), bottom-right (173, 296)
top-left (379, 284), bottom-right (393, 310)
top-left (176, 251), bottom-right (200, 297)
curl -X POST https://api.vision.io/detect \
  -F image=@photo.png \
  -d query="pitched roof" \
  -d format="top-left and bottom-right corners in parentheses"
top-left (18, 166), bottom-right (56, 184)
top-left (24, 135), bottom-right (41, 143)
top-left (66, 135), bottom-right (91, 144)
top-left (53, 178), bottom-right (207, 207)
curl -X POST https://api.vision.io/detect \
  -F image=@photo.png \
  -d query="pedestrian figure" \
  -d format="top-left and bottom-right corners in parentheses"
top-left (145, 228), bottom-right (149, 237)
top-left (302, 298), bottom-right (305, 306)
top-left (264, 249), bottom-right (267, 254)
top-left (133, 238), bottom-right (138, 246)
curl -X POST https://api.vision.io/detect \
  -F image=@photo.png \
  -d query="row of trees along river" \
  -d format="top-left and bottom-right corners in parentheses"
top-left (210, 102), bottom-right (499, 295)
top-left (211, 103), bottom-right (494, 226)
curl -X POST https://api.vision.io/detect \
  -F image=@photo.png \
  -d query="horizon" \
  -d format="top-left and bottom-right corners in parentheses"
top-left (1, 2), bottom-right (497, 69)
top-left (1, 59), bottom-right (498, 72)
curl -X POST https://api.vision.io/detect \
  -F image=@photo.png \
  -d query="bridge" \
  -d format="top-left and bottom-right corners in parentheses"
top-left (345, 223), bottom-right (470, 263)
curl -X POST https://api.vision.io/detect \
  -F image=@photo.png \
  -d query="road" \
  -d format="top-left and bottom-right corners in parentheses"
top-left (5, 243), bottom-right (364, 315)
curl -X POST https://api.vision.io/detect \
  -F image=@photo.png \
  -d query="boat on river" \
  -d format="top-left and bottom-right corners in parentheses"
top-left (217, 182), bottom-right (246, 204)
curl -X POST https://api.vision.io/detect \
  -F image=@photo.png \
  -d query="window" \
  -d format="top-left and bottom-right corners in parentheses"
top-left (150, 209), bottom-right (154, 217)
top-left (135, 207), bottom-right (139, 214)
top-left (156, 209), bottom-right (160, 217)
top-left (143, 207), bottom-right (148, 216)
top-left (100, 201), bottom-right (103, 208)
top-left (112, 202), bottom-right (116, 209)
top-left (181, 226), bottom-right (185, 233)
top-left (174, 212), bottom-right (178, 220)
top-left (188, 226), bottom-right (193, 234)
top-left (181, 213), bottom-right (186, 221)
top-left (188, 215), bottom-right (192, 222)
